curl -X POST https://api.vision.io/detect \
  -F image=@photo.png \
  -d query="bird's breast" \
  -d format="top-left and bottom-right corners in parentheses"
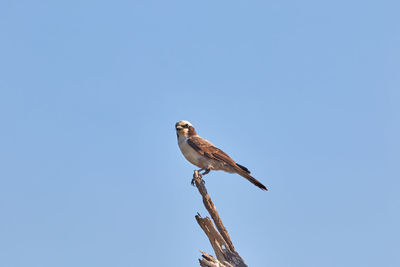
top-left (178, 137), bottom-right (207, 168)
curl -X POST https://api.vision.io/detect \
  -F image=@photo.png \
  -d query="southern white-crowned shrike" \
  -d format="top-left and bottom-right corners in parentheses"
top-left (175, 120), bottom-right (267, 191)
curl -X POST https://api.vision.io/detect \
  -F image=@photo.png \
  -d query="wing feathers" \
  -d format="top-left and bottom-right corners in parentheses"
top-left (187, 138), bottom-right (202, 152)
top-left (186, 136), bottom-right (267, 190)
top-left (187, 137), bottom-right (236, 166)
top-left (236, 163), bottom-right (251, 174)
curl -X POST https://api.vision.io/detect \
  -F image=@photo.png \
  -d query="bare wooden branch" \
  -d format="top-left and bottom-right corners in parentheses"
top-left (199, 251), bottom-right (233, 267)
top-left (193, 170), bottom-right (247, 267)
top-left (192, 170), bottom-right (235, 251)
top-left (196, 214), bottom-right (230, 263)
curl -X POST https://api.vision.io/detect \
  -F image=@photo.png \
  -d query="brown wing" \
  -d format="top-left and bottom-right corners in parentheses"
top-left (188, 136), bottom-right (266, 190)
top-left (187, 136), bottom-right (237, 167)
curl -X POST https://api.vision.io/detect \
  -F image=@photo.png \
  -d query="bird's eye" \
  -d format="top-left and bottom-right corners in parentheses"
top-left (184, 124), bottom-right (189, 128)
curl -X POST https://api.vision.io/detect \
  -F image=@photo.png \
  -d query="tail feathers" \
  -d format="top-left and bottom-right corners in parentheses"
top-left (236, 163), bottom-right (251, 174)
top-left (244, 174), bottom-right (268, 191)
top-left (235, 165), bottom-right (267, 191)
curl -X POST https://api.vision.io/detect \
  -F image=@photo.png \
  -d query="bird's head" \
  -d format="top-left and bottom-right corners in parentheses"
top-left (175, 120), bottom-right (197, 138)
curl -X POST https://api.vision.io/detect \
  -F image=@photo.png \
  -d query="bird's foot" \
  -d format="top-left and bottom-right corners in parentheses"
top-left (191, 170), bottom-right (205, 186)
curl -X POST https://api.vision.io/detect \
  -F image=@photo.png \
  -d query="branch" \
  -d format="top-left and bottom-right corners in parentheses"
top-left (192, 170), bottom-right (247, 267)
top-left (198, 251), bottom-right (233, 267)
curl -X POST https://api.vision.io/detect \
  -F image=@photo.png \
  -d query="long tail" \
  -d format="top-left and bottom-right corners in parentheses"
top-left (235, 163), bottom-right (268, 191)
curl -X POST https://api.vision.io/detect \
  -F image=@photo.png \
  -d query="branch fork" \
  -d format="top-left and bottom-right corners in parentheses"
top-left (192, 170), bottom-right (247, 267)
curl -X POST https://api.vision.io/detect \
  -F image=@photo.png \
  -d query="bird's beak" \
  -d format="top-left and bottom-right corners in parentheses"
top-left (176, 126), bottom-right (183, 130)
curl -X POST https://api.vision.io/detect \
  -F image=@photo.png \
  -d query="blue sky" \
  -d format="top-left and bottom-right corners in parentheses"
top-left (1, 1), bottom-right (399, 266)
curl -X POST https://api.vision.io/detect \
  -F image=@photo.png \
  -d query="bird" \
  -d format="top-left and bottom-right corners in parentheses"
top-left (175, 120), bottom-right (267, 191)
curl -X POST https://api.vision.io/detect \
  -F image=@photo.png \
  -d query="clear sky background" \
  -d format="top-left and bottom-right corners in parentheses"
top-left (1, 1), bottom-right (399, 267)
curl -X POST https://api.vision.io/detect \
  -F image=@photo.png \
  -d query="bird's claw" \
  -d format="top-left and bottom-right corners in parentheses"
top-left (191, 170), bottom-right (205, 186)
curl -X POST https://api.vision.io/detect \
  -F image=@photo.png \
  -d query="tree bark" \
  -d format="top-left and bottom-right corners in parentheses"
top-left (192, 170), bottom-right (247, 267)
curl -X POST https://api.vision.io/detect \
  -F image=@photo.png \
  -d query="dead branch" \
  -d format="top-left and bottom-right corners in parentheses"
top-left (198, 251), bottom-right (233, 267)
top-left (192, 170), bottom-right (247, 267)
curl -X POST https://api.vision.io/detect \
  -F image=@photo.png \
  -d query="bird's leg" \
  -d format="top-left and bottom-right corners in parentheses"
top-left (201, 168), bottom-right (210, 175)
top-left (196, 168), bottom-right (211, 175)
top-left (197, 168), bottom-right (206, 173)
